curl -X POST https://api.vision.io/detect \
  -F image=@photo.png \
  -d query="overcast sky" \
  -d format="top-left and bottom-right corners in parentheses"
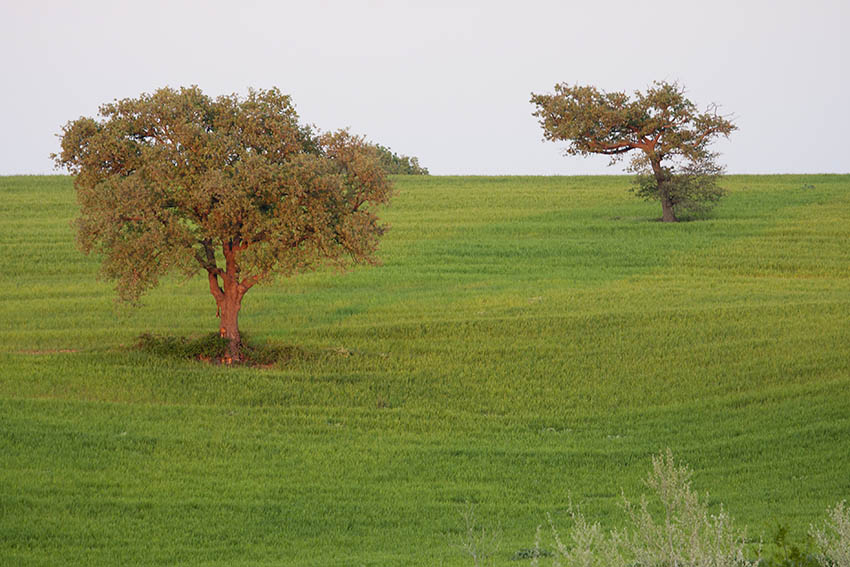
top-left (1, 0), bottom-right (846, 175)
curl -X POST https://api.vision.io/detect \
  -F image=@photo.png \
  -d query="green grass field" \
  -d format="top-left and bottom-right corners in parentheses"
top-left (1, 174), bottom-right (848, 565)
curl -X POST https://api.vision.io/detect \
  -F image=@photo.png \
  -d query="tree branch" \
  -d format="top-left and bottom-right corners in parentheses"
top-left (587, 140), bottom-right (635, 155)
top-left (207, 269), bottom-right (224, 302)
top-left (688, 127), bottom-right (722, 151)
top-left (239, 272), bottom-right (266, 292)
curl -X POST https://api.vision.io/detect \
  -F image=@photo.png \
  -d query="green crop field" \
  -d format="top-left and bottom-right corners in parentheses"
top-left (1, 174), bottom-right (849, 565)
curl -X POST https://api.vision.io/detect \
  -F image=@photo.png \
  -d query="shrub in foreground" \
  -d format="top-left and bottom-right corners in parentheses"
top-left (810, 501), bottom-right (850, 567)
top-left (534, 449), bottom-right (755, 567)
top-left (461, 449), bottom-right (850, 567)
top-left (460, 451), bottom-right (849, 566)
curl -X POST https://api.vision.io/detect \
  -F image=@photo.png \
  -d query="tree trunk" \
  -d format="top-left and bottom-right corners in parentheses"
top-left (207, 252), bottom-right (246, 363)
top-left (650, 156), bottom-right (678, 223)
top-left (218, 288), bottom-right (243, 363)
top-left (659, 195), bottom-right (677, 222)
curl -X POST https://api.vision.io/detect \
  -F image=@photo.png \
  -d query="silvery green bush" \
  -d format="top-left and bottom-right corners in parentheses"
top-left (810, 501), bottom-right (850, 567)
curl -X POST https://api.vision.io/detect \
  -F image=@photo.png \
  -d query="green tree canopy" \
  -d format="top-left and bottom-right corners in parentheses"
top-left (531, 81), bottom-right (735, 221)
top-left (54, 86), bottom-right (392, 361)
top-left (371, 144), bottom-right (429, 175)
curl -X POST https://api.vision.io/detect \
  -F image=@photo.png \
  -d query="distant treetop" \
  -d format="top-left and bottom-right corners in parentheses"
top-left (370, 144), bottom-right (429, 175)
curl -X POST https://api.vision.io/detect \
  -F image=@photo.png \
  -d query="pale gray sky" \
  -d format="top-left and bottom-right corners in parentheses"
top-left (1, 0), bottom-right (846, 175)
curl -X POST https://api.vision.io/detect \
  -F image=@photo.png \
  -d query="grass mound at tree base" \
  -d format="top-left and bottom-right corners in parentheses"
top-left (136, 333), bottom-right (313, 366)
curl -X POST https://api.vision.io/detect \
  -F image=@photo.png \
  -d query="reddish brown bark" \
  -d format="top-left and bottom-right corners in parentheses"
top-left (207, 244), bottom-right (249, 363)
top-left (217, 289), bottom-right (243, 363)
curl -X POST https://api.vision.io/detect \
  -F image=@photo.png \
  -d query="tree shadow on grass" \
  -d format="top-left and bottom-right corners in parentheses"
top-left (136, 332), bottom-right (318, 367)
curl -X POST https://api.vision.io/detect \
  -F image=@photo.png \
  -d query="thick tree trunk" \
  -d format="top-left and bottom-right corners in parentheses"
top-left (218, 289), bottom-right (243, 363)
top-left (207, 253), bottom-right (246, 363)
top-left (659, 196), bottom-right (677, 222)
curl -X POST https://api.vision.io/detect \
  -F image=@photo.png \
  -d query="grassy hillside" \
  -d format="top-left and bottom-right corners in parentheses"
top-left (1, 174), bottom-right (848, 565)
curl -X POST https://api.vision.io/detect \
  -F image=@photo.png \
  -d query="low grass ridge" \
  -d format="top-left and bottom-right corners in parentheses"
top-left (1, 174), bottom-right (848, 565)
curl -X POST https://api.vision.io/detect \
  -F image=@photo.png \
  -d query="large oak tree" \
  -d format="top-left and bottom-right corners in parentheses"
top-left (54, 86), bottom-right (392, 361)
top-left (531, 81), bottom-right (735, 221)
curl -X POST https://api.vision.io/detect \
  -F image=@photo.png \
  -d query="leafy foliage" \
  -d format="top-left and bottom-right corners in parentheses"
top-left (371, 143), bottom-right (429, 175)
top-left (631, 151), bottom-right (727, 218)
top-left (531, 81), bottom-right (735, 221)
top-left (53, 86), bottom-right (392, 358)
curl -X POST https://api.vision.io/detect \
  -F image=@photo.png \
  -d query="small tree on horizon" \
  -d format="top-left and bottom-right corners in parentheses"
top-left (530, 81), bottom-right (736, 221)
top-left (54, 86), bottom-right (392, 362)
top-left (371, 143), bottom-right (429, 175)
